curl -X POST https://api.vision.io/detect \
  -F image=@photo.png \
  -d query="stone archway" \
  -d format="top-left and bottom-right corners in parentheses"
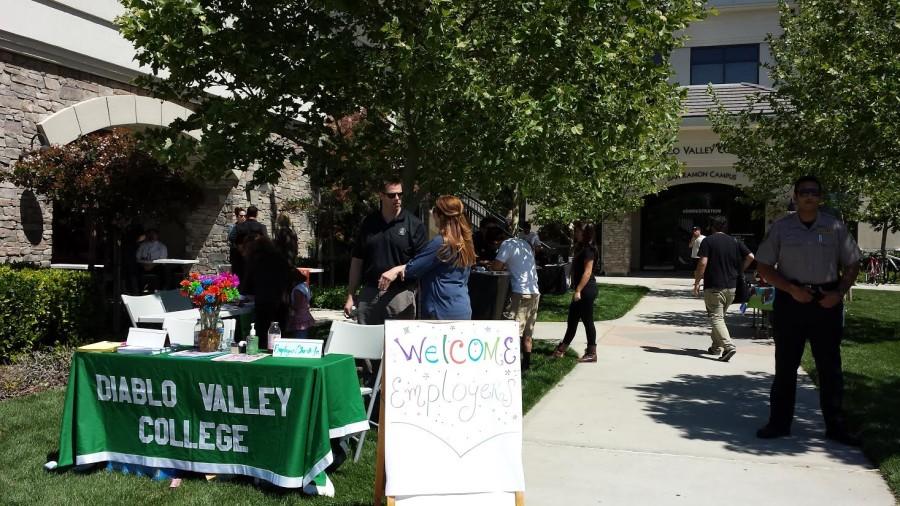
top-left (36, 95), bottom-right (201, 145)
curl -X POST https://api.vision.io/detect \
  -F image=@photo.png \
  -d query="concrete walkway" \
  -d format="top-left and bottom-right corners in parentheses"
top-left (523, 276), bottom-right (896, 505)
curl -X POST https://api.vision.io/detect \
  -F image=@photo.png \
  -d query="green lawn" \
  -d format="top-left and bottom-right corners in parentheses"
top-left (0, 342), bottom-right (577, 505)
top-left (801, 290), bottom-right (900, 501)
top-left (536, 283), bottom-right (649, 322)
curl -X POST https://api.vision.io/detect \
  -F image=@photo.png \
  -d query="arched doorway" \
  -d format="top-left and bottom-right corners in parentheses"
top-left (640, 183), bottom-right (763, 271)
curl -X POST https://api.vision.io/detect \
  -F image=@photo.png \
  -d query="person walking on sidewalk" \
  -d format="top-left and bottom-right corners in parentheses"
top-left (754, 175), bottom-right (861, 445)
top-left (491, 228), bottom-right (541, 372)
top-left (692, 215), bottom-right (754, 362)
top-left (689, 225), bottom-right (705, 270)
top-left (553, 223), bottom-right (599, 363)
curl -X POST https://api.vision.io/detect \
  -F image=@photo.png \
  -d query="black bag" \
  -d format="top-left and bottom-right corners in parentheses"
top-left (735, 271), bottom-right (752, 304)
top-left (733, 237), bottom-right (752, 304)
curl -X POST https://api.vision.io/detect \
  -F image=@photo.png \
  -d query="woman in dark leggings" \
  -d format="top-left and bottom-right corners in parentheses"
top-left (553, 223), bottom-right (598, 363)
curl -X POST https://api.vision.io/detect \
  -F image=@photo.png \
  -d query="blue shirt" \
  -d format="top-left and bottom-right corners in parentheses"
top-left (404, 235), bottom-right (471, 320)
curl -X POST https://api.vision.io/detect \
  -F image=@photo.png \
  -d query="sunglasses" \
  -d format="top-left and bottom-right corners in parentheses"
top-left (796, 189), bottom-right (821, 197)
top-left (383, 192), bottom-right (403, 199)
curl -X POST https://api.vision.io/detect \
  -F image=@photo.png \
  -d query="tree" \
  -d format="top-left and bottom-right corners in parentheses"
top-left (4, 129), bottom-right (201, 325)
top-left (118, 0), bottom-right (705, 223)
top-left (711, 0), bottom-right (900, 259)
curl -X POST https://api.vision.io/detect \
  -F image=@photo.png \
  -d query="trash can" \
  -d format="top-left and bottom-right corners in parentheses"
top-left (537, 263), bottom-right (570, 295)
top-left (467, 271), bottom-right (510, 320)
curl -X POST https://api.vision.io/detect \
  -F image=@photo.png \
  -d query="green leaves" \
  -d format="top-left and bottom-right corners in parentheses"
top-left (711, 0), bottom-right (900, 228)
top-left (116, 0), bottom-right (704, 222)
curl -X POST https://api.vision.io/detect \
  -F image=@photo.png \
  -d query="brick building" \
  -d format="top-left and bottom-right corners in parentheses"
top-left (0, 1), bottom-right (313, 271)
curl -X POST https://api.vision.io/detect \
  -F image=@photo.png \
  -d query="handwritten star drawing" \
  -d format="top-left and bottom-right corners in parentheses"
top-left (422, 373), bottom-right (430, 380)
top-left (403, 327), bottom-right (411, 334)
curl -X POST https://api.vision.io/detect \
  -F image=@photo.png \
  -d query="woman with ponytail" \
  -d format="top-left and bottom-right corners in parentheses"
top-left (378, 195), bottom-right (476, 320)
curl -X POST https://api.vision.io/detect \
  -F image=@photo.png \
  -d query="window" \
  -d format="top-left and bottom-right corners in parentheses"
top-left (690, 44), bottom-right (759, 85)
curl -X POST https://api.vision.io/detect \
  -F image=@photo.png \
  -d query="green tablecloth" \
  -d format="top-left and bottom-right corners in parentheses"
top-left (55, 351), bottom-right (368, 494)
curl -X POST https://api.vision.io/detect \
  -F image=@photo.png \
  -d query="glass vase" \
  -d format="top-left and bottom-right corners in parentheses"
top-left (195, 308), bottom-right (224, 352)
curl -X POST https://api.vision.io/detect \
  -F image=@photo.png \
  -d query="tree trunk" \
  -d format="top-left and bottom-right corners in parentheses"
top-left (881, 225), bottom-right (888, 284)
top-left (402, 85), bottom-right (422, 213)
top-left (111, 227), bottom-right (123, 331)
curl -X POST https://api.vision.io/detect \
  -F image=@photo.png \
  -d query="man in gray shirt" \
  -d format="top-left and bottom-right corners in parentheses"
top-left (754, 175), bottom-right (861, 445)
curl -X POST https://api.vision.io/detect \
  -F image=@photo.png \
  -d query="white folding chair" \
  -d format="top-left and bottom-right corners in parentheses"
top-left (121, 294), bottom-right (166, 327)
top-left (163, 317), bottom-right (198, 347)
top-left (157, 289), bottom-right (193, 312)
top-left (324, 321), bottom-right (385, 462)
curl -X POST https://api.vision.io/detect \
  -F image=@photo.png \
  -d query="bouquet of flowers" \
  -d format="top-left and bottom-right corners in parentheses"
top-left (179, 272), bottom-right (240, 351)
top-left (179, 272), bottom-right (241, 311)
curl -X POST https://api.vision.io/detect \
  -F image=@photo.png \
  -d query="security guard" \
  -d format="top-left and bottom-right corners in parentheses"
top-left (755, 175), bottom-right (861, 445)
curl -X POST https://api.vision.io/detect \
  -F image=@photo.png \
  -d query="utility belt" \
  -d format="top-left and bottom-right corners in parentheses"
top-left (784, 279), bottom-right (840, 302)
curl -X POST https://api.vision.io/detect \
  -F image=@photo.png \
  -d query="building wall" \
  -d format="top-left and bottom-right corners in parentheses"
top-left (601, 215), bottom-right (632, 275)
top-left (0, 50), bottom-right (145, 264)
top-left (671, 3), bottom-right (781, 87)
top-left (0, 50), bottom-right (314, 270)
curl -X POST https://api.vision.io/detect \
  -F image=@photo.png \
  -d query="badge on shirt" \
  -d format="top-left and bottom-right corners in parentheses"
top-left (398, 227), bottom-right (407, 236)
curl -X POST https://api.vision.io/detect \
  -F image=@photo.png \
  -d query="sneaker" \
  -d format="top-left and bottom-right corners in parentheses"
top-left (719, 348), bottom-right (737, 362)
top-left (707, 346), bottom-right (722, 356)
top-left (756, 424), bottom-right (791, 439)
top-left (825, 429), bottom-right (861, 446)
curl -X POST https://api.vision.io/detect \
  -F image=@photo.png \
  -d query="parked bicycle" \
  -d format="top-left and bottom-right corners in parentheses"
top-left (861, 251), bottom-right (900, 284)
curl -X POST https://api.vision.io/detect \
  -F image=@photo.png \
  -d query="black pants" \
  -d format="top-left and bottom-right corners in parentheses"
top-left (561, 287), bottom-right (598, 347)
top-left (767, 289), bottom-right (845, 431)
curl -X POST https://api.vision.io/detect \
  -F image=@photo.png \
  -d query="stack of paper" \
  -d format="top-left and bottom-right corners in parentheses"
top-left (77, 341), bottom-right (123, 353)
top-left (117, 345), bottom-right (169, 355)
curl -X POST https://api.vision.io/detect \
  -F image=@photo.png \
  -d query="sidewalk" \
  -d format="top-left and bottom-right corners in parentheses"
top-left (523, 276), bottom-right (895, 505)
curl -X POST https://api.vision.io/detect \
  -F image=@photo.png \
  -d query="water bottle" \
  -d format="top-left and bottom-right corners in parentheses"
top-left (267, 322), bottom-right (281, 351)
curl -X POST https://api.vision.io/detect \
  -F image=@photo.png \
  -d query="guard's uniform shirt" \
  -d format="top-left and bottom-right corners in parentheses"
top-left (756, 212), bottom-right (860, 284)
top-left (352, 209), bottom-right (427, 288)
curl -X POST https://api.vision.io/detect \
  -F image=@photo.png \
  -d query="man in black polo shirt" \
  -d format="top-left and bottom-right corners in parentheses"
top-left (344, 178), bottom-right (427, 324)
top-left (693, 215), bottom-right (755, 362)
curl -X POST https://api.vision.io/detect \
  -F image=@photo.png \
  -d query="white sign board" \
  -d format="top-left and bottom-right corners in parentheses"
top-left (384, 320), bottom-right (524, 496)
top-left (272, 338), bottom-right (323, 358)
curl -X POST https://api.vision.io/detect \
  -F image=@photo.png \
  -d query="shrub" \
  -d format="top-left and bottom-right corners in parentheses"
top-left (0, 266), bottom-right (103, 361)
top-left (312, 284), bottom-right (348, 310)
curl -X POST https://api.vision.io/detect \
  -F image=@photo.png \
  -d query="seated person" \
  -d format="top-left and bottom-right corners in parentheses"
top-left (136, 229), bottom-right (168, 267)
top-left (135, 228), bottom-right (168, 291)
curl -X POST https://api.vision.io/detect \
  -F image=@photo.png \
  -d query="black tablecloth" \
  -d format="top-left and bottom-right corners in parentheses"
top-left (538, 263), bottom-right (570, 295)
top-left (467, 271), bottom-right (510, 320)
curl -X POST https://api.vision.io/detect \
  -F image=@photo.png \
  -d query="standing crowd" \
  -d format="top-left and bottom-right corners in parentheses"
top-left (342, 177), bottom-right (604, 372)
top-left (228, 173), bottom-right (863, 446)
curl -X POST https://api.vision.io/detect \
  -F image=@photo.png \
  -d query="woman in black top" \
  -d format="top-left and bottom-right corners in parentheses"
top-left (273, 213), bottom-right (299, 266)
top-left (238, 231), bottom-right (294, 349)
top-left (553, 223), bottom-right (599, 363)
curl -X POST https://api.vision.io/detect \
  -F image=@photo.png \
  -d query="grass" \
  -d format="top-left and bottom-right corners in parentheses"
top-left (0, 343), bottom-right (577, 505)
top-left (800, 290), bottom-right (900, 501)
top-left (536, 283), bottom-right (649, 322)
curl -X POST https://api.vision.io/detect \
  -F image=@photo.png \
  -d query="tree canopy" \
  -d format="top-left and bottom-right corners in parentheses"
top-left (119, 0), bottom-right (705, 222)
top-left (4, 129), bottom-right (200, 229)
top-left (711, 0), bottom-right (900, 241)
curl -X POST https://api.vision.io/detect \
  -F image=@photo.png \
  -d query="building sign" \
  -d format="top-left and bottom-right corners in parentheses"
top-left (666, 142), bottom-right (728, 156)
top-left (667, 168), bottom-right (750, 187)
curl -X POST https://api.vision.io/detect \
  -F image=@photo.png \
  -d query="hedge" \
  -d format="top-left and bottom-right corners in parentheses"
top-left (0, 265), bottom-right (103, 361)
top-left (311, 284), bottom-right (348, 310)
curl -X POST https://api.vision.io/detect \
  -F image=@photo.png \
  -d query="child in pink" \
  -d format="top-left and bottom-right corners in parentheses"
top-left (288, 270), bottom-right (315, 338)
